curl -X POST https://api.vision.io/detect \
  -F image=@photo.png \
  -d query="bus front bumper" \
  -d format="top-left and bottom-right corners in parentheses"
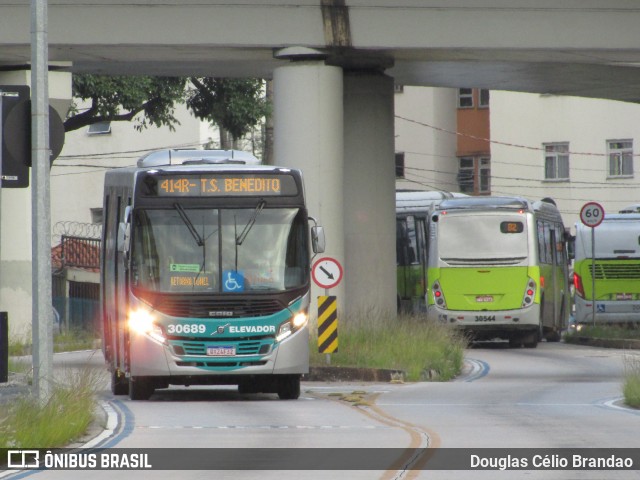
top-left (129, 325), bottom-right (309, 378)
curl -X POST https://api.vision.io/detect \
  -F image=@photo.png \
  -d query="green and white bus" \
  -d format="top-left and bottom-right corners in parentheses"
top-left (396, 190), bottom-right (465, 313)
top-left (426, 196), bottom-right (570, 347)
top-left (573, 213), bottom-right (640, 325)
top-left (101, 149), bottom-right (324, 400)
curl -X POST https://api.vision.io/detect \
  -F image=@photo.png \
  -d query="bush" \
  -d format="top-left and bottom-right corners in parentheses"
top-left (309, 311), bottom-right (467, 382)
top-left (623, 355), bottom-right (640, 409)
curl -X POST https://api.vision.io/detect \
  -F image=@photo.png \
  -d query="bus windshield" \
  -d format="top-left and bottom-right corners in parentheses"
top-left (130, 206), bottom-right (308, 293)
top-left (438, 214), bottom-right (529, 265)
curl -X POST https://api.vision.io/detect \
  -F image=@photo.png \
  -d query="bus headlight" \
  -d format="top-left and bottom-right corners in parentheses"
top-left (276, 311), bottom-right (308, 342)
top-left (129, 308), bottom-right (166, 343)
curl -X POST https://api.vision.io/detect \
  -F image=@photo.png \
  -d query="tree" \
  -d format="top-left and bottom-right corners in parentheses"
top-left (187, 78), bottom-right (271, 150)
top-left (65, 75), bottom-right (271, 153)
top-left (64, 75), bottom-right (188, 133)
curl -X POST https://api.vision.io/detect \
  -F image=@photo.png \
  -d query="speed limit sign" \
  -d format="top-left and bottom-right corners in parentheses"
top-left (580, 202), bottom-right (605, 228)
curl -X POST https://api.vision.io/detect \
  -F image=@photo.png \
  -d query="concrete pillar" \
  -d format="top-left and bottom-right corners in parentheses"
top-left (273, 60), bottom-right (346, 315)
top-left (343, 72), bottom-right (396, 317)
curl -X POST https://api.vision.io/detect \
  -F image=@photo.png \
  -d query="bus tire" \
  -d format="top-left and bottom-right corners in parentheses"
top-left (522, 330), bottom-right (539, 348)
top-left (508, 337), bottom-right (523, 348)
top-left (111, 369), bottom-right (128, 396)
top-left (129, 376), bottom-right (154, 401)
top-left (277, 375), bottom-right (300, 400)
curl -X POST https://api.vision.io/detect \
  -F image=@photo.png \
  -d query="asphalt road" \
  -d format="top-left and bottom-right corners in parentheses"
top-left (3, 341), bottom-right (640, 480)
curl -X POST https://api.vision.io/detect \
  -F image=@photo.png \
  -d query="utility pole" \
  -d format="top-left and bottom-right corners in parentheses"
top-left (31, 0), bottom-right (53, 404)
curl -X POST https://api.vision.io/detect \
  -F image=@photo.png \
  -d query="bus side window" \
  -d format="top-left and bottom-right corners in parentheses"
top-left (396, 218), bottom-right (416, 265)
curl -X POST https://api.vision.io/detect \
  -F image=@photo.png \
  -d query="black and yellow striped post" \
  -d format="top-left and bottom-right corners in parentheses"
top-left (318, 295), bottom-right (338, 360)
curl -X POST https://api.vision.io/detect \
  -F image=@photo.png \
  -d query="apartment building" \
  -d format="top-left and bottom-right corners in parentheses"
top-left (395, 87), bottom-right (640, 228)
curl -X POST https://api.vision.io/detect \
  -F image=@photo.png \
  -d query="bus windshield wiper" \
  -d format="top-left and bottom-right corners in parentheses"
top-left (236, 200), bottom-right (266, 246)
top-left (174, 203), bottom-right (204, 247)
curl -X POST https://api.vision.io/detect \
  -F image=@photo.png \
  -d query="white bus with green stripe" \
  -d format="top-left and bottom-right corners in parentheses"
top-left (101, 149), bottom-right (325, 400)
top-left (573, 213), bottom-right (640, 325)
top-left (427, 196), bottom-right (570, 347)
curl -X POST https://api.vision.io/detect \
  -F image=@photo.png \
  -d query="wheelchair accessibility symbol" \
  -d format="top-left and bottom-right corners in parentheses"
top-left (223, 270), bottom-right (245, 292)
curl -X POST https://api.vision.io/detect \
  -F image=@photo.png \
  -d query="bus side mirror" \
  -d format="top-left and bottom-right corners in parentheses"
top-left (311, 226), bottom-right (325, 254)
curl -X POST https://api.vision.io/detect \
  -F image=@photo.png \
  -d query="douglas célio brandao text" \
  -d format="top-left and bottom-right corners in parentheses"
top-left (470, 453), bottom-right (634, 470)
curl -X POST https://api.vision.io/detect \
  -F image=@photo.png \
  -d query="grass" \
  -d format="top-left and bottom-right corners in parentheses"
top-left (309, 311), bottom-right (468, 382)
top-left (623, 354), bottom-right (640, 409)
top-left (1, 330), bottom-right (102, 452)
top-left (0, 365), bottom-right (101, 449)
top-left (8, 328), bottom-right (98, 356)
top-left (565, 324), bottom-right (640, 341)
top-left (565, 324), bottom-right (640, 409)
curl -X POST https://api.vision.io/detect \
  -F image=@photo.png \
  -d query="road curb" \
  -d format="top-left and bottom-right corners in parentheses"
top-left (305, 366), bottom-right (405, 383)
top-left (566, 337), bottom-right (640, 349)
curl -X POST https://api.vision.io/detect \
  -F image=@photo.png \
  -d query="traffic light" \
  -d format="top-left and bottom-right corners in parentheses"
top-left (1, 86), bottom-right (30, 188)
top-left (1, 85), bottom-right (65, 189)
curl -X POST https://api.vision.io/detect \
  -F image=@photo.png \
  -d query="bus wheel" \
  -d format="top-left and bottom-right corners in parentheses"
top-left (111, 369), bottom-right (128, 396)
top-left (522, 330), bottom-right (539, 349)
top-left (508, 337), bottom-right (523, 348)
top-left (277, 375), bottom-right (300, 400)
top-left (129, 376), bottom-right (154, 401)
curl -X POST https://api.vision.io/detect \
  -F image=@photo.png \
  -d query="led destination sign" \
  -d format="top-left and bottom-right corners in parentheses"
top-left (144, 173), bottom-right (298, 197)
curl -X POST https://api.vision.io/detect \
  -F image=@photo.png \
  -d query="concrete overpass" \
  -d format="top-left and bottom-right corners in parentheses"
top-left (2, 0), bottom-right (640, 322)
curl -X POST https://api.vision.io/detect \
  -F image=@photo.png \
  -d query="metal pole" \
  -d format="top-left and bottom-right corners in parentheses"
top-left (31, 0), bottom-right (53, 404)
top-left (0, 312), bottom-right (8, 383)
top-left (591, 226), bottom-right (596, 327)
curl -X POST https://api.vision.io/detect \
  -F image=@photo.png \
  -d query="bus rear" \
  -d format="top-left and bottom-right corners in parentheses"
top-left (573, 213), bottom-right (640, 325)
top-left (427, 196), bottom-right (568, 347)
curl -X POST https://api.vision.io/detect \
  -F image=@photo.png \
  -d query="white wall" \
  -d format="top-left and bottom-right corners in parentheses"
top-left (394, 86), bottom-right (459, 192)
top-left (51, 103), bottom-right (203, 233)
top-left (491, 91), bottom-right (640, 228)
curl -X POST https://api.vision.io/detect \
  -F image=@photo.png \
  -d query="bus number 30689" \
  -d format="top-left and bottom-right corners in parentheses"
top-left (475, 316), bottom-right (496, 322)
top-left (167, 324), bottom-right (207, 334)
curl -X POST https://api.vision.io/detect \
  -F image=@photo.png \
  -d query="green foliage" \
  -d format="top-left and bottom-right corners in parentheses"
top-left (187, 78), bottom-right (270, 140)
top-left (66, 75), bottom-right (187, 132)
top-left (309, 312), bottom-right (467, 381)
top-left (565, 324), bottom-right (640, 341)
top-left (65, 74), bottom-right (270, 148)
top-left (0, 366), bottom-right (100, 448)
top-left (623, 355), bottom-right (640, 409)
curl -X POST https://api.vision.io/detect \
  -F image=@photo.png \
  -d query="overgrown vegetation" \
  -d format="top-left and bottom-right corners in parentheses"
top-left (309, 312), bottom-right (468, 381)
top-left (565, 324), bottom-right (640, 342)
top-left (0, 365), bottom-right (101, 448)
top-left (623, 355), bottom-right (640, 409)
top-left (8, 328), bottom-right (97, 356)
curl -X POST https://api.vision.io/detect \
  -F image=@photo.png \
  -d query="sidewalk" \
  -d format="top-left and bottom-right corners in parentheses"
top-left (0, 371), bottom-right (31, 405)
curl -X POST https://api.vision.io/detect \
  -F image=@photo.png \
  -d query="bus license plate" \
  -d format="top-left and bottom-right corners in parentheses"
top-left (476, 295), bottom-right (494, 303)
top-left (207, 346), bottom-right (236, 356)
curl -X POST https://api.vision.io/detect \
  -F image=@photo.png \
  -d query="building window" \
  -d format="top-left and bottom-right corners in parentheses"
top-left (544, 143), bottom-right (569, 181)
top-left (87, 121), bottom-right (111, 135)
top-left (395, 152), bottom-right (405, 178)
top-left (458, 156), bottom-right (490, 194)
top-left (479, 89), bottom-right (490, 108)
top-left (458, 88), bottom-right (474, 108)
top-left (90, 208), bottom-right (103, 224)
top-left (608, 140), bottom-right (633, 177)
